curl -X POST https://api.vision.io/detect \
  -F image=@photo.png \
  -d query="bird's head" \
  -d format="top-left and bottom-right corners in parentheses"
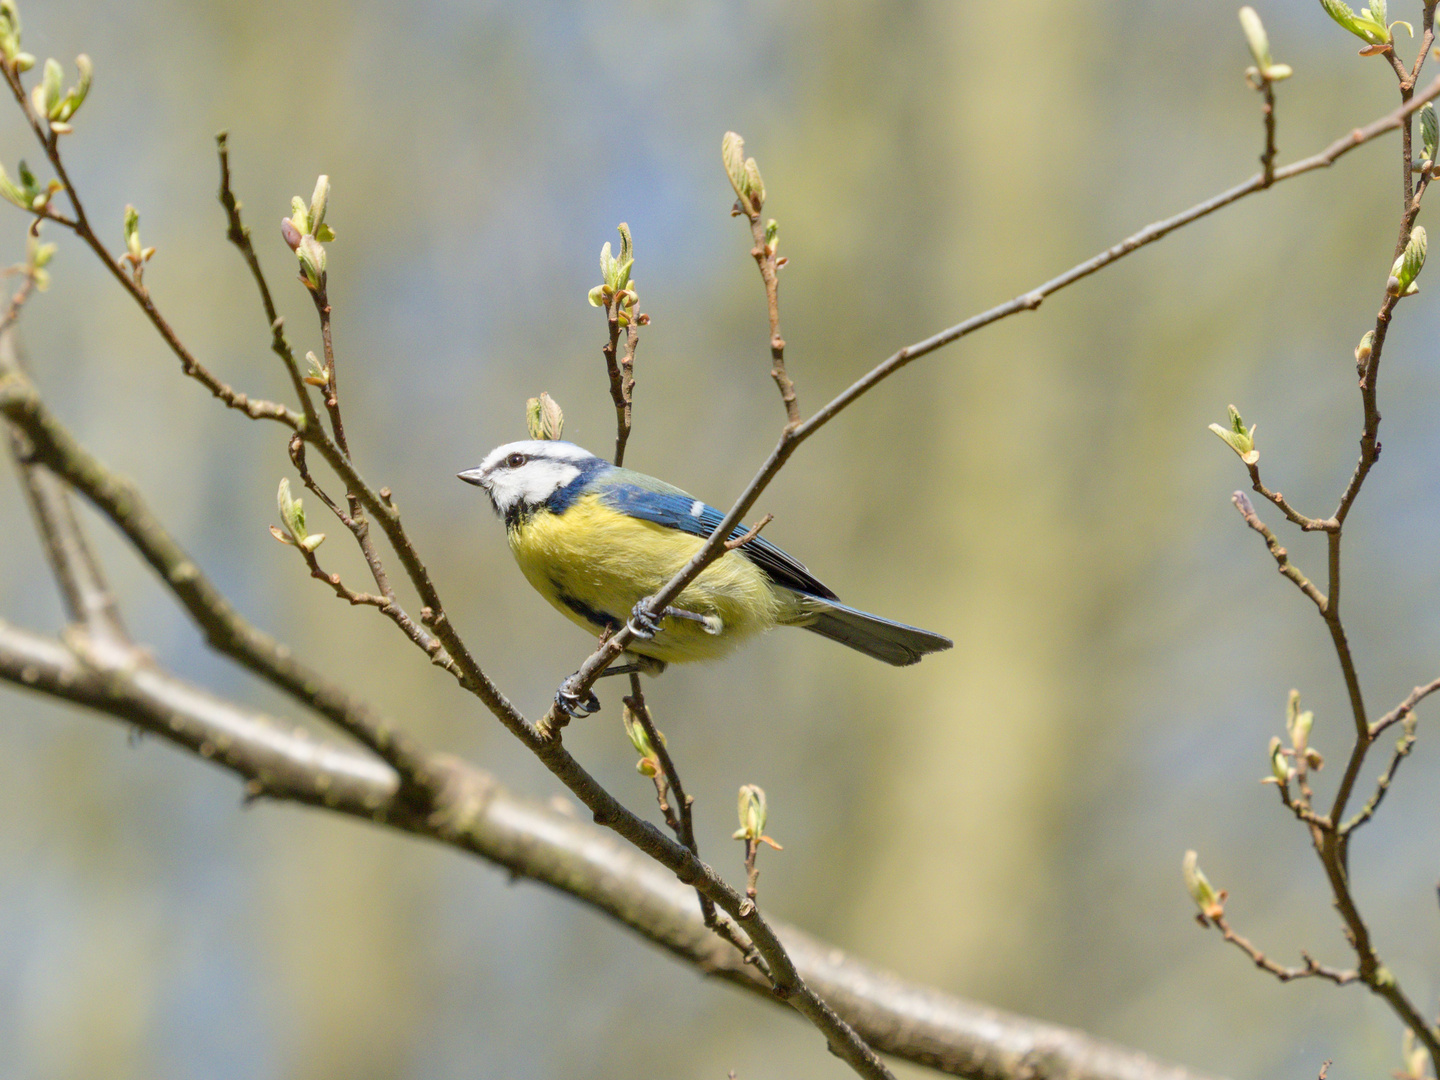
top-left (458, 440), bottom-right (604, 521)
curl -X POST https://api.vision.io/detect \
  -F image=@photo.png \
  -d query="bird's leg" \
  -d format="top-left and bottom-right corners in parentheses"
top-left (628, 598), bottom-right (665, 639)
top-left (627, 598), bottom-right (721, 639)
top-left (554, 680), bottom-right (602, 718)
top-left (553, 656), bottom-right (668, 718)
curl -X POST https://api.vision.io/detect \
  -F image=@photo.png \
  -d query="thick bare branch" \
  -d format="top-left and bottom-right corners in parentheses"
top-left (0, 618), bottom-right (1225, 1080)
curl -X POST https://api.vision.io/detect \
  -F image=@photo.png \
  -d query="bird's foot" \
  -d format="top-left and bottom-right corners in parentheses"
top-left (627, 598), bottom-right (664, 640)
top-left (627, 599), bottom-right (721, 639)
top-left (555, 681), bottom-right (602, 718)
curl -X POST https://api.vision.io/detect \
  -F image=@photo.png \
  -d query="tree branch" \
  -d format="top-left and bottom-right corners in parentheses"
top-left (0, 616), bottom-right (1226, 1080)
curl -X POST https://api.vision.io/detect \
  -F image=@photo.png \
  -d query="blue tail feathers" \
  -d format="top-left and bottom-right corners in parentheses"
top-left (800, 601), bottom-right (952, 666)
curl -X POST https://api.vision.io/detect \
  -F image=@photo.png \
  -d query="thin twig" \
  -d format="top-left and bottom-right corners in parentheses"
top-left (545, 81), bottom-right (1440, 731)
top-left (626, 674), bottom-right (769, 976)
top-left (1230, 492), bottom-right (1326, 611)
top-left (1210, 914), bottom-right (1358, 985)
top-left (744, 211), bottom-right (796, 425)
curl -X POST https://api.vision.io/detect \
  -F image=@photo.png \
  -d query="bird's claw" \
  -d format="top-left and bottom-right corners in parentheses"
top-left (627, 599), bottom-right (664, 640)
top-left (555, 684), bottom-right (602, 717)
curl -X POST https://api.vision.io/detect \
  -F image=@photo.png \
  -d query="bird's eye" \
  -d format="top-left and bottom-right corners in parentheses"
top-left (506, 452), bottom-right (527, 468)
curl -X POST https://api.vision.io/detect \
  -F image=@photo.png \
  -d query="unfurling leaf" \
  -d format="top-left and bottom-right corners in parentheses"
top-left (1421, 103), bottom-right (1439, 165)
top-left (1182, 849), bottom-right (1225, 921)
top-left (621, 701), bottom-right (665, 776)
top-left (1285, 688), bottom-right (1314, 754)
top-left (1318, 0), bottom-right (1392, 47)
top-left (1239, 7), bottom-right (1293, 81)
top-left (1208, 404), bottom-right (1258, 464)
top-left (275, 478), bottom-right (307, 545)
top-left (525, 391), bottom-right (565, 441)
top-left (734, 783), bottom-right (766, 840)
top-left (1388, 225), bottom-right (1426, 296)
top-left (722, 131), bottom-right (747, 202)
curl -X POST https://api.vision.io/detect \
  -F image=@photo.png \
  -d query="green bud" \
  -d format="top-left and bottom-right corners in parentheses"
top-left (1182, 849), bottom-right (1224, 919)
top-left (123, 204), bottom-right (141, 261)
top-left (621, 701), bottom-right (665, 776)
top-left (1421, 103), bottom-right (1438, 165)
top-left (1318, 0), bottom-right (1393, 47)
top-left (587, 284), bottom-right (605, 307)
top-left (1389, 225), bottom-right (1426, 296)
top-left (1355, 329), bottom-right (1375, 365)
top-left (12, 53), bottom-right (32, 72)
top-left (722, 131), bottom-right (748, 204)
top-left (275, 478), bottom-right (307, 544)
top-left (525, 391), bottom-right (564, 441)
top-left (297, 234), bottom-right (326, 289)
top-left (1239, 7), bottom-right (1293, 81)
top-left (1267, 736), bottom-right (1291, 784)
top-left (616, 221), bottom-right (632, 265)
top-left (0, 162), bottom-right (28, 210)
top-left (733, 783), bottom-right (768, 842)
top-left (31, 240), bottom-right (54, 268)
top-left (288, 195), bottom-right (310, 238)
top-left (764, 218), bottom-right (778, 249)
top-left (0, 1), bottom-right (19, 64)
top-left (39, 57), bottom-right (59, 118)
top-left (1286, 688), bottom-right (1313, 754)
top-left (298, 532), bottom-right (326, 553)
top-left (308, 174), bottom-right (330, 233)
top-left (54, 53), bottom-right (91, 123)
top-left (1208, 404), bottom-right (1258, 464)
top-left (743, 157), bottom-right (766, 212)
top-left (303, 350), bottom-right (328, 387)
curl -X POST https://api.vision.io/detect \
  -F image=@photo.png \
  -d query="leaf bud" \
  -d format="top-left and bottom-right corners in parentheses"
top-left (297, 234), bottom-right (326, 290)
top-left (280, 216), bottom-right (302, 251)
top-left (743, 157), bottom-right (766, 212)
top-left (525, 391), bottom-right (565, 441)
top-left (722, 131), bottom-right (747, 204)
top-left (1285, 688), bottom-right (1313, 755)
top-left (123, 204), bottom-right (141, 261)
top-left (54, 53), bottom-right (91, 123)
top-left (733, 783), bottom-right (768, 842)
top-left (1182, 849), bottom-right (1225, 921)
top-left (1239, 7), bottom-right (1293, 82)
top-left (764, 217), bottom-right (778, 250)
top-left (288, 195), bottom-right (310, 236)
top-left (1208, 404), bottom-right (1258, 464)
top-left (11, 53), bottom-right (31, 72)
top-left (303, 350), bottom-right (328, 387)
top-left (1319, 0), bottom-right (1392, 47)
top-left (1388, 225), bottom-right (1426, 296)
top-left (1354, 329), bottom-right (1375, 366)
top-left (308, 174), bottom-right (330, 233)
top-left (275, 477), bottom-right (308, 545)
top-left (0, 163), bottom-right (28, 210)
top-left (621, 701), bottom-right (664, 776)
top-left (1422, 102), bottom-right (1439, 166)
top-left (39, 56), bottom-right (59, 118)
top-left (1266, 735), bottom-right (1292, 784)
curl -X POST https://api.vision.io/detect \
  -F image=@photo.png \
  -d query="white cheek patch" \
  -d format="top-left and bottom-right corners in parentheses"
top-left (690, 500), bottom-right (704, 518)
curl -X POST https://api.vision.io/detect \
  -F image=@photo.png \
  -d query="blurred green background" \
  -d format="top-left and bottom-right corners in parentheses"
top-left (3, 1), bottom-right (1440, 1077)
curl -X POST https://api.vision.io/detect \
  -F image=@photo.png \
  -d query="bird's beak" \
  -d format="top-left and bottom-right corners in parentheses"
top-left (456, 467), bottom-right (488, 488)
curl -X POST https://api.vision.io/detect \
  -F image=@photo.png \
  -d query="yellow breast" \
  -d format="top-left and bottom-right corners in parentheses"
top-left (507, 493), bottom-right (792, 664)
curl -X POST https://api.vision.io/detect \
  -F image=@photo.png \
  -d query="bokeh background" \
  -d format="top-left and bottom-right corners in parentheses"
top-left (2, 1), bottom-right (1439, 1077)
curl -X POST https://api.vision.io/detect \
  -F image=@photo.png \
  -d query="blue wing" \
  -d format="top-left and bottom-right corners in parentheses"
top-left (598, 474), bottom-right (838, 601)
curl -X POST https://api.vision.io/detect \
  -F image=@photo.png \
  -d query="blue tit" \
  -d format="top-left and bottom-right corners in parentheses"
top-left (458, 440), bottom-right (951, 701)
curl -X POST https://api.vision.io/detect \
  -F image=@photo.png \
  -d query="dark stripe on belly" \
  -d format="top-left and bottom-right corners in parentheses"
top-left (556, 589), bottom-right (621, 633)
